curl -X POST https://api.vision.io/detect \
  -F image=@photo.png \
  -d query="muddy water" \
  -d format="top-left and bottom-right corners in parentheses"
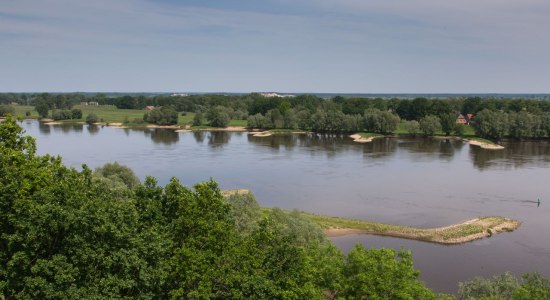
top-left (22, 121), bottom-right (550, 293)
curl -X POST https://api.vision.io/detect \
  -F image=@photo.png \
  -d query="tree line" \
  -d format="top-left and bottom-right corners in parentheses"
top-left (4, 92), bottom-right (550, 139)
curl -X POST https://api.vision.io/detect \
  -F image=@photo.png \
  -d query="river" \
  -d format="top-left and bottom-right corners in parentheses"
top-left (21, 121), bottom-right (550, 294)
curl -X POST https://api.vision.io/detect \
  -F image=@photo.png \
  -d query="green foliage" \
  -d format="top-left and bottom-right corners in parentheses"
top-left (364, 108), bottom-right (400, 134)
top-left (459, 272), bottom-right (519, 300)
top-left (404, 120), bottom-right (421, 136)
top-left (440, 113), bottom-right (457, 136)
top-left (93, 162), bottom-right (140, 189)
top-left (420, 115), bottom-right (442, 136)
top-left (225, 192), bottom-right (262, 235)
top-left (71, 108), bottom-right (83, 119)
top-left (35, 100), bottom-right (50, 118)
top-left (342, 245), bottom-right (435, 299)
top-left (458, 272), bottom-right (550, 300)
top-left (206, 106), bottom-right (231, 127)
top-left (86, 113), bottom-right (98, 124)
top-left (144, 106), bottom-right (178, 125)
top-left (192, 112), bottom-right (203, 126)
top-left (473, 109), bottom-right (509, 141)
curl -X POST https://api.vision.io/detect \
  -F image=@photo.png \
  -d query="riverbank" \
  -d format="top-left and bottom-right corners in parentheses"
top-left (249, 129), bottom-right (308, 137)
top-left (223, 190), bottom-right (520, 245)
top-left (309, 214), bottom-right (520, 244)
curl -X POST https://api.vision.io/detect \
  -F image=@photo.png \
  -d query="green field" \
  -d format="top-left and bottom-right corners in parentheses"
top-left (10, 105), bottom-right (247, 128)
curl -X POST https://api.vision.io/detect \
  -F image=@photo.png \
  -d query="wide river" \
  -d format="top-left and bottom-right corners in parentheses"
top-left (21, 121), bottom-right (550, 294)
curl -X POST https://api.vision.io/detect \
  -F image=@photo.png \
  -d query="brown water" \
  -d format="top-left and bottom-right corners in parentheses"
top-left (22, 121), bottom-right (550, 294)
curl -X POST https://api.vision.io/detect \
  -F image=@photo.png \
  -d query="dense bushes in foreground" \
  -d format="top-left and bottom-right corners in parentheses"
top-left (1, 117), bottom-right (549, 299)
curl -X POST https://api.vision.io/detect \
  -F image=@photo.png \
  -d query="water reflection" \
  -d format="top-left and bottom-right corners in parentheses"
top-left (398, 138), bottom-right (463, 162)
top-left (87, 125), bottom-right (100, 135)
top-left (50, 123), bottom-right (84, 133)
top-left (193, 131), bottom-right (206, 143)
top-left (149, 129), bottom-right (179, 145)
top-left (470, 141), bottom-right (550, 170)
top-left (207, 132), bottom-right (231, 148)
top-left (38, 122), bottom-right (51, 135)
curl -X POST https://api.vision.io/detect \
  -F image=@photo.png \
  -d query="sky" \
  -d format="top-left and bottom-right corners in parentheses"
top-left (1, 0), bottom-right (549, 93)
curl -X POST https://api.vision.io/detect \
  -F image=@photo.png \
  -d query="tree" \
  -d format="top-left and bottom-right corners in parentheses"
top-left (144, 106), bottom-right (178, 125)
top-left (35, 100), bottom-right (50, 118)
top-left (473, 109), bottom-right (509, 141)
top-left (404, 120), bottom-right (421, 136)
top-left (86, 113), bottom-right (98, 124)
top-left (364, 109), bottom-right (400, 134)
top-left (71, 108), bottom-right (83, 119)
top-left (192, 112), bottom-right (203, 126)
top-left (93, 162), bottom-right (140, 189)
top-left (458, 272), bottom-right (519, 300)
top-left (206, 106), bottom-right (231, 127)
top-left (439, 113), bottom-right (457, 136)
top-left (419, 115), bottom-right (442, 136)
top-left (342, 245), bottom-right (435, 299)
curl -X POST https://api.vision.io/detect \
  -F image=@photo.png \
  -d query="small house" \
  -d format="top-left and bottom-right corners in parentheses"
top-left (145, 106), bottom-right (155, 111)
top-left (456, 114), bottom-right (467, 124)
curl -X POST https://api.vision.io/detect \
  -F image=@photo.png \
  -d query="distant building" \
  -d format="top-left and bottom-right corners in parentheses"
top-left (80, 101), bottom-right (99, 106)
top-left (259, 92), bottom-right (295, 98)
top-left (456, 114), bottom-right (467, 124)
top-left (145, 106), bottom-right (155, 111)
top-left (171, 93), bottom-right (188, 97)
top-left (456, 113), bottom-right (474, 125)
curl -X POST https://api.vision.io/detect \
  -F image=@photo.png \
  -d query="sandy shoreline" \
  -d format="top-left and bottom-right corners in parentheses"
top-left (349, 134), bottom-right (377, 143)
top-left (464, 139), bottom-right (504, 150)
top-left (323, 217), bottom-right (520, 244)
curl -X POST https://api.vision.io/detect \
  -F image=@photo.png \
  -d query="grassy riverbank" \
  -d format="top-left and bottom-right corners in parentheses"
top-left (299, 212), bottom-right (519, 244)
top-left (220, 189), bottom-right (521, 245)
top-left (13, 105), bottom-right (247, 128)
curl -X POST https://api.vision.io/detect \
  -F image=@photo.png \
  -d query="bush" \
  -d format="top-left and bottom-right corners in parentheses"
top-left (52, 110), bottom-right (72, 120)
top-left (144, 107), bottom-right (178, 125)
top-left (86, 113), bottom-right (99, 124)
top-left (71, 108), bottom-right (83, 119)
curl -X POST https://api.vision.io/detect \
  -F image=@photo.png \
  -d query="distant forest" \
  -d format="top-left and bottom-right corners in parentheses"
top-left (2, 92), bottom-right (550, 140)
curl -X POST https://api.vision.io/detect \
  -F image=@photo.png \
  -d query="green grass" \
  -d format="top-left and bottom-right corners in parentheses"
top-left (12, 105), bottom-right (39, 119)
top-left (11, 105), bottom-right (247, 128)
top-left (273, 209), bottom-right (519, 244)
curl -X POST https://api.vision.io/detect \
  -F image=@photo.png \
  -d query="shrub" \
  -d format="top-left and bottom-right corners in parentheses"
top-left (86, 113), bottom-right (99, 124)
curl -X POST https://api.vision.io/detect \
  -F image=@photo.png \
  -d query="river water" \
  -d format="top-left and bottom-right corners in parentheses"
top-left (20, 121), bottom-right (550, 294)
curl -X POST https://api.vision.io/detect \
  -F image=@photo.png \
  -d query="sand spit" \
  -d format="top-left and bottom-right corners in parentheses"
top-left (464, 139), bottom-right (505, 150)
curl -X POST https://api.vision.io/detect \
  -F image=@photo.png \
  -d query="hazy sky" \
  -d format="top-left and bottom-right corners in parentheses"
top-left (1, 0), bottom-right (549, 93)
